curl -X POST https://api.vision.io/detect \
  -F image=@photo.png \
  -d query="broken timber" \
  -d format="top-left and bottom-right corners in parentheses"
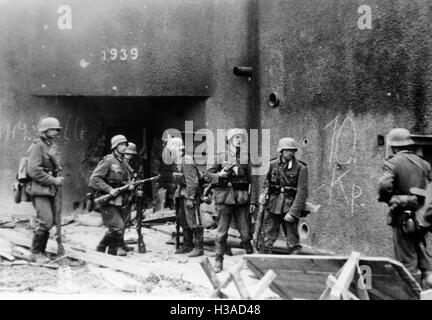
top-left (88, 265), bottom-right (144, 292)
top-left (0, 229), bottom-right (181, 280)
top-left (200, 257), bottom-right (277, 299)
top-left (245, 252), bottom-right (423, 300)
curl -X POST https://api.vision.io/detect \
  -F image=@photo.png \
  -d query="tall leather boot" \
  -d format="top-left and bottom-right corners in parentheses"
top-left (40, 231), bottom-right (50, 255)
top-left (96, 232), bottom-right (112, 253)
top-left (188, 228), bottom-right (204, 257)
top-left (107, 233), bottom-right (121, 256)
top-left (30, 231), bottom-right (50, 264)
top-left (214, 241), bottom-right (225, 273)
top-left (214, 255), bottom-right (224, 273)
top-left (175, 228), bottom-right (194, 254)
top-left (243, 241), bottom-right (254, 254)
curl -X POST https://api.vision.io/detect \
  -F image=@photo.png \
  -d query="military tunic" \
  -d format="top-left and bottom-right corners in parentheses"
top-left (174, 154), bottom-right (203, 250)
top-left (89, 153), bottom-right (132, 252)
top-left (378, 150), bottom-right (432, 280)
top-left (204, 149), bottom-right (258, 256)
top-left (262, 156), bottom-right (308, 253)
top-left (27, 136), bottom-right (60, 235)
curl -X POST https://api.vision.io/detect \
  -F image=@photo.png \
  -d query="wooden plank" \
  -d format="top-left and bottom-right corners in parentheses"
top-left (246, 259), bottom-right (293, 300)
top-left (421, 289), bottom-right (432, 300)
top-left (354, 263), bottom-right (370, 300)
top-left (11, 246), bottom-right (32, 261)
top-left (252, 269), bottom-right (277, 299)
top-left (326, 275), bottom-right (359, 300)
top-left (369, 288), bottom-right (394, 300)
top-left (200, 257), bottom-right (221, 289)
top-left (0, 229), bottom-right (155, 279)
top-left (210, 260), bottom-right (245, 298)
top-left (228, 260), bottom-right (250, 299)
top-left (245, 254), bottom-right (347, 274)
top-left (88, 265), bottom-right (144, 292)
top-left (0, 249), bottom-right (15, 261)
top-left (329, 252), bottom-right (360, 300)
top-left (245, 253), bottom-right (422, 300)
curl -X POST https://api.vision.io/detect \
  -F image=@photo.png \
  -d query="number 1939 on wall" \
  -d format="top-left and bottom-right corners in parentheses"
top-left (101, 48), bottom-right (139, 62)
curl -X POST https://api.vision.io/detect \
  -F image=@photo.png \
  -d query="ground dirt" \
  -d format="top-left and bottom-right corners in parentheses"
top-left (0, 212), bottom-right (279, 299)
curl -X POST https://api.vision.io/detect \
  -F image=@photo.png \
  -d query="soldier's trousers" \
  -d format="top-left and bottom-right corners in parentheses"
top-left (215, 204), bottom-right (250, 256)
top-left (176, 197), bottom-right (203, 249)
top-left (392, 226), bottom-right (432, 281)
top-left (99, 205), bottom-right (129, 252)
top-left (31, 196), bottom-right (55, 254)
top-left (32, 196), bottom-right (55, 232)
top-left (263, 210), bottom-right (300, 253)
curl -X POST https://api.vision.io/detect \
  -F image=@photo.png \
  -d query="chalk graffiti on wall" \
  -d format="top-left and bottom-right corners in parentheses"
top-left (317, 115), bottom-right (363, 216)
top-left (0, 115), bottom-right (87, 143)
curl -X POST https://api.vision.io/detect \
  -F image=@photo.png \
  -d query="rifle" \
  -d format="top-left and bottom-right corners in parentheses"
top-left (54, 173), bottom-right (65, 256)
top-left (175, 198), bottom-right (181, 249)
top-left (94, 175), bottom-right (159, 207)
top-left (252, 185), bottom-right (269, 253)
top-left (201, 163), bottom-right (236, 204)
top-left (194, 196), bottom-right (202, 227)
top-left (136, 187), bottom-right (147, 253)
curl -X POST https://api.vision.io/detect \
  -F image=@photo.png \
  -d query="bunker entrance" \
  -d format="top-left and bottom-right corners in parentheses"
top-left (81, 96), bottom-right (206, 211)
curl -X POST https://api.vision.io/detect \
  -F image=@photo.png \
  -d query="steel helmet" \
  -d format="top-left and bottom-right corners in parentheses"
top-left (226, 128), bottom-right (247, 142)
top-left (125, 142), bottom-right (137, 155)
top-left (277, 137), bottom-right (298, 152)
top-left (387, 128), bottom-right (414, 147)
top-left (38, 117), bottom-right (62, 132)
top-left (111, 135), bottom-right (128, 150)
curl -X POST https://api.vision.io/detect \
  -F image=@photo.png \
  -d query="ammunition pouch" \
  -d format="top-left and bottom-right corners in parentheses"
top-left (401, 210), bottom-right (420, 235)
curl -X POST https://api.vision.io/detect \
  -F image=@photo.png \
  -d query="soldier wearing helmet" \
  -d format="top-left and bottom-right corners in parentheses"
top-left (204, 128), bottom-right (259, 273)
top-left (89, 134), bottom-right (134, 256)
top-left (260, 137), bottom-right (308, 255)
top-left (167, 137), bottom-right (205, 257)
top-left (114, 141), bottom-right (139, 255)
top-left (26, 117), bottom-right (64, 264)
top-left (378, 128), bottom-right (432, 288)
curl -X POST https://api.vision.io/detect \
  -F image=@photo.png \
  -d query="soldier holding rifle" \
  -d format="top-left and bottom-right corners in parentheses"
top-left (27, 117), bottom-right (64, 264)
top-left (89, 134), bottom-right (134, 256)
top-left (204, 128), bottom-right (258, 273)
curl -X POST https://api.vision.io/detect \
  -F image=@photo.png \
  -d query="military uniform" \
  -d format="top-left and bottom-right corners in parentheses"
top-left (263, 156), bottom-right (308, 253)
top-left (27, 136), bottom-right (60, 255)
top-left (204, 149), bottom-right (258, 261)
top-left (378, 150), bottom-right (432, 282)
top-left (90, 153), bottom-right (133, 255)
top-left (174, 154), bottom-right (203, 254)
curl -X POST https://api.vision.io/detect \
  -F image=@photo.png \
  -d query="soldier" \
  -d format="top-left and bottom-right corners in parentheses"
top-left (262, 137), bottom-right (308, 254)
top-left (116, 142), bottom-right (139, 256)
top-left (378, 128), bottom-right (432, 288)
top-left (27, 117), bottom-right (64, 264)
top-left (124, 142), bottom-right (138, 171)
top-left (89, 134), bottom-right (134, 256)
top-left (204, 128), bottom-right (258, 273)
top-left (170, 137), bottom-right (204, 257)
